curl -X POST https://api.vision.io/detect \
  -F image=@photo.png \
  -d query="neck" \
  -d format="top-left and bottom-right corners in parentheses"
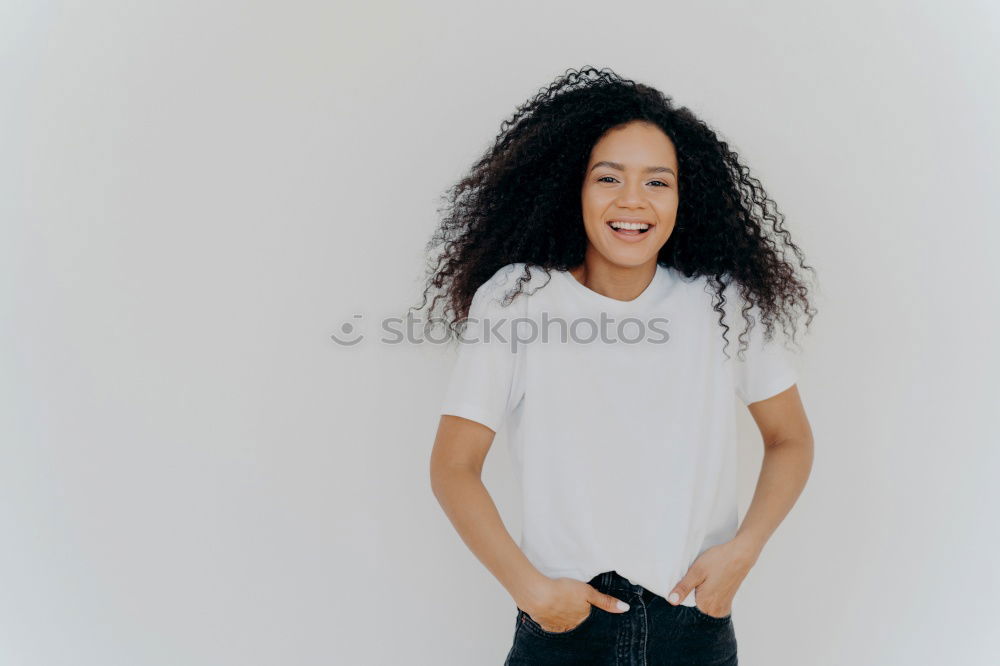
top-left (568, 255), bottom-right (659, 302)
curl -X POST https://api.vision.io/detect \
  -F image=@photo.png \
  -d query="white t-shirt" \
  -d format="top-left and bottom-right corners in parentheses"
top-left (438, 262), bottom-right (798, 606)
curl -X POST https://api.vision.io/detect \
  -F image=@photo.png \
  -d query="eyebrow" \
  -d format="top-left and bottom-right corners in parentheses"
top-left (590, 160), bottom-right (676, 177)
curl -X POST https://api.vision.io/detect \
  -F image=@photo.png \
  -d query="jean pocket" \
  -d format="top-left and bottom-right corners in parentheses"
top-left (690, 604), bottom-right (732, 623)
top-left (518, 604), bottom-right (597, 638)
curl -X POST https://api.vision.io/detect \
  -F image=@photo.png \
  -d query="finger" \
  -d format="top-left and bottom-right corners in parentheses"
top-left (589, 588), bottom-right (630, 613)
top-left (667, 571), bottom-right (703, 605)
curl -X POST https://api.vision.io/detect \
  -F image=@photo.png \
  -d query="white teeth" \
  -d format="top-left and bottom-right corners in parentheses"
top-left (609, 221), bottom-right (650, 231)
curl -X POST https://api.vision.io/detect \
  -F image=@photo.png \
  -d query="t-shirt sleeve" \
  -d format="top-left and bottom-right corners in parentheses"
top-left (438, 276), bottom-right (527, 433)
top-left (731, 305), bottom-right (798, 406)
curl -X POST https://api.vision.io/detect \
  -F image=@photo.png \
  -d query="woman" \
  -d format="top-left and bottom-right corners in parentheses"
top-left (420, 67), bottom-right (816, 665)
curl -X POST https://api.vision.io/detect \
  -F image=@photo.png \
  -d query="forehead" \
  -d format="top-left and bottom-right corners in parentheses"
top-left (589, 122), bottom-right (677, 167)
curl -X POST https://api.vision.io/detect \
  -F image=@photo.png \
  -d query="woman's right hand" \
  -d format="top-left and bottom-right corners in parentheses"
top-left (519, 576), bottom-right (631, 633)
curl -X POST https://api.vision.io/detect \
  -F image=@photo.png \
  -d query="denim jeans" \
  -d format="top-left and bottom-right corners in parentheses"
top-left (503, 570), bottom-right (737, 666)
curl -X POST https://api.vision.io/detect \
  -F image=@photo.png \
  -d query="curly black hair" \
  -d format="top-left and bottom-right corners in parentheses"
top-left (411, 66), bottom-right (817, 359)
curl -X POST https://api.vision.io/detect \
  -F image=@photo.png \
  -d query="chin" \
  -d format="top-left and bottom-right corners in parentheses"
top-left (595, 247), bottom-right (662, 268)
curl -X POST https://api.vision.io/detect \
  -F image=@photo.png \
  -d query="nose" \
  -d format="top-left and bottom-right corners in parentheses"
top-left (616, 180), bottom-right (646, 208)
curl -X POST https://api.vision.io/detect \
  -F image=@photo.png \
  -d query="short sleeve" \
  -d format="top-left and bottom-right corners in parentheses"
top-left (730, 304), bottom-right (798, 406)
top-left (439, 270), bottom-right (527, 432)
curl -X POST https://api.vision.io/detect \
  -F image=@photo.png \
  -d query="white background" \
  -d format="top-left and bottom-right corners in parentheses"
top-left (3, 1), bottom-right (998, 664)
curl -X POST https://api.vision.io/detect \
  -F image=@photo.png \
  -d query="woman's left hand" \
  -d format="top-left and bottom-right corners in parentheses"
top-left (665, 539), bottom-right (758, 618)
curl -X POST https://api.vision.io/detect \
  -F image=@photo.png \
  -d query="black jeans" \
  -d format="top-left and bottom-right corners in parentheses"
top-left (503, 570), bottom-right (737, 666)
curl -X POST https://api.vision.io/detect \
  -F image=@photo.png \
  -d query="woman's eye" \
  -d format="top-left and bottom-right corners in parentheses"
top-left (597, 176), bottom-right (669, 187)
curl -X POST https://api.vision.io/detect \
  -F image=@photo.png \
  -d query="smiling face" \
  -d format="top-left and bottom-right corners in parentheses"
top-left (579, 120), bottom-right (680, 269)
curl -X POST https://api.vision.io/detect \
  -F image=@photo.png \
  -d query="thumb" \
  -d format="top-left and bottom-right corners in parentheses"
top-left (589, 588), bottom-right (631, 613)
top-left (666, 572), bottom-right (699, 605)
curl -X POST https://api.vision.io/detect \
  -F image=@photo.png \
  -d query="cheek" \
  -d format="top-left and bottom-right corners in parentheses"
top-left (581, 187), bottom-right (608, 207)
top-left (581, 193), bottom-right (610, 219)
top-left (656, 196), bottom-right (679, 217)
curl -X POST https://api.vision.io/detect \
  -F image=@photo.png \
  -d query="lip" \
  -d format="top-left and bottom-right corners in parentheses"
top-left (606, 218), bottom-right (655, 243)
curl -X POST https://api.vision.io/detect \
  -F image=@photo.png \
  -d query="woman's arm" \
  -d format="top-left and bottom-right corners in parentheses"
top-left (734, 383), bottom-right (815, 564)
top-left (665, 384), bottom-right (814, 615)
top-left (429, 414), bottom-right (631, 628)
top-left (429, 414), bottom-right (551, 609)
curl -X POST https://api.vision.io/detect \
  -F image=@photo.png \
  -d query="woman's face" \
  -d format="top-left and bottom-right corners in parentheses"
top-left (580, 121), bottom-right (679, 269)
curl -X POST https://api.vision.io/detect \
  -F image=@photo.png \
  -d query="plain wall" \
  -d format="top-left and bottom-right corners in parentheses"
top-left (2, 1), bottom-right (998, 664)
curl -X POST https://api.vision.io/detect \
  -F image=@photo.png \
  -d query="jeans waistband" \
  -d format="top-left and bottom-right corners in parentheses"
top-left (589, 570), bottom-right (658, 604)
